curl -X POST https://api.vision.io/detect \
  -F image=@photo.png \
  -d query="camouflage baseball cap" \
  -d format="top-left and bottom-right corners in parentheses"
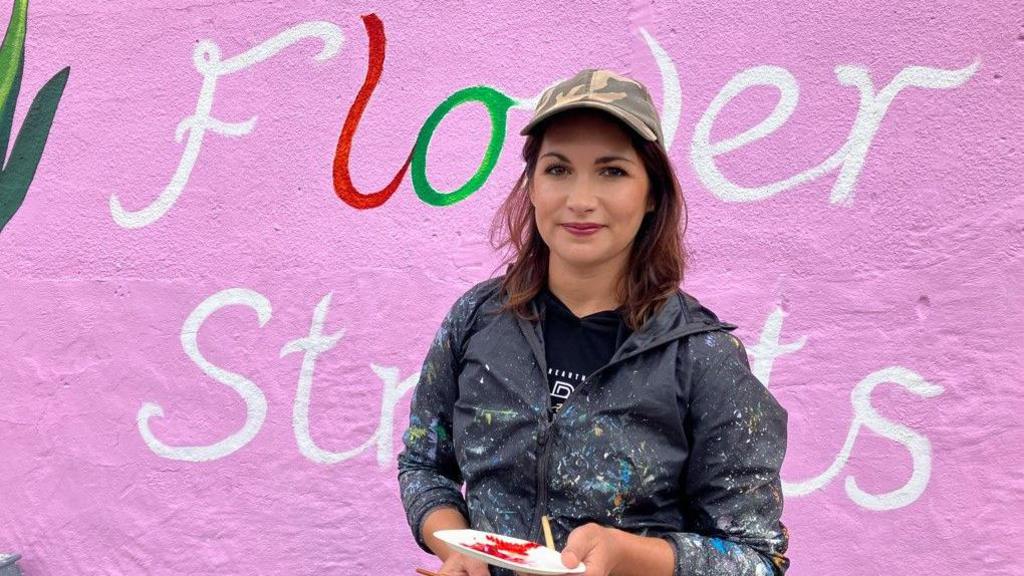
top-left (520, 68), bottom-right (664, 146)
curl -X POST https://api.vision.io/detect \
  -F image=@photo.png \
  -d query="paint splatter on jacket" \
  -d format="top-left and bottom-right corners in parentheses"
top-left (397, 276), bottom-right (790, 575)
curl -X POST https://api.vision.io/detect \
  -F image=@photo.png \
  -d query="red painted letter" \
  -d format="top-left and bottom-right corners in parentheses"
top-left (333, 13), bottom-right (412, 209)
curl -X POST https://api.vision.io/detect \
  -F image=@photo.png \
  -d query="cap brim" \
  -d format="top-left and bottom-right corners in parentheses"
top-left (519, 100), bottom-right (659, 142)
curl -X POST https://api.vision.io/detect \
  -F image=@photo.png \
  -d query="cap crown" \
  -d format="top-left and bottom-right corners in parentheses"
top-left (522, 69), bottom-right (664, 145)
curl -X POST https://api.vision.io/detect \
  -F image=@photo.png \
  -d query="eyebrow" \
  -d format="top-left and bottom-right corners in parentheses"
top-left (540, 152), bottom-right (637, 165)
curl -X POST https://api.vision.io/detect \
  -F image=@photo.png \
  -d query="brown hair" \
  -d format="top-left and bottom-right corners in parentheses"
top-left (488, 114), bottom-right (689, 331)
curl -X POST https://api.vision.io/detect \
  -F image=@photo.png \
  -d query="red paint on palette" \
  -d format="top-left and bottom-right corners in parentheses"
top-left (467, 534), bottom-right (542, 564)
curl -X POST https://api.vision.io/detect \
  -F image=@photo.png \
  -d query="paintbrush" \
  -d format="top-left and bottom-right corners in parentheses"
top-left (541, 515), bottom-right (555, 550)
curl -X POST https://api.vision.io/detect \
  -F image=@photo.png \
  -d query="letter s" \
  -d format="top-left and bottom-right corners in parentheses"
top-left (846, 366), bottom-right (944, 510)
top-left (138, 288), bottom-right (271, 461)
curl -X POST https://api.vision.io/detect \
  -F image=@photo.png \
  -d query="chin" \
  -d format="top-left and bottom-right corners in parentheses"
top-left (551, 249), bottom-right (610, 269)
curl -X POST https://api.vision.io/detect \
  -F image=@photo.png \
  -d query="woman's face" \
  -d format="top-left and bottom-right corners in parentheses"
top-left (529, 110), bottom-right (653, 278)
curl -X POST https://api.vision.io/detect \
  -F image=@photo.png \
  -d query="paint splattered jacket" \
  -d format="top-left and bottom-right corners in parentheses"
top-left (397, 276), bottom-right (790, 576)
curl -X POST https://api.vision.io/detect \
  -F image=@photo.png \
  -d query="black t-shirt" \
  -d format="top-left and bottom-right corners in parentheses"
top-left (539, 286), bottom-right (632, 414)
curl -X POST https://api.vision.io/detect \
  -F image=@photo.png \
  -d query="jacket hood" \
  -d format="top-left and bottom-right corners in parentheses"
top-left (507, 278), bottom-right (738, 368)
top-left (598, 289), bottom-right (737, 363)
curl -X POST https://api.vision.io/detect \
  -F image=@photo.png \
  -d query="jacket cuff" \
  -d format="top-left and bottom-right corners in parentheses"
top-left (657, 533), bottom-right (684, 576)
top-left (409, 492), bottom-right (470, 554)
top-left (657, 532), bottom-right (781, 576)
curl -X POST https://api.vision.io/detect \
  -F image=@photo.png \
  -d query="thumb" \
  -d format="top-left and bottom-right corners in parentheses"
top-left (561, 548), bottom-right (581, 569)
top-left (561, 525), bottom-right (598, 569)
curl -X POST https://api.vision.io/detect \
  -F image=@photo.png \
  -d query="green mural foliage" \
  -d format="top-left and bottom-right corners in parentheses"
top-left (0, 0), bottom-right (69, 236)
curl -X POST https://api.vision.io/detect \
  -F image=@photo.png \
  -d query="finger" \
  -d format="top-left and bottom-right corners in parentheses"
top-left (437, 554), bottom-right (467, 576)
top-left (465, 556), bottom-right (491, 576)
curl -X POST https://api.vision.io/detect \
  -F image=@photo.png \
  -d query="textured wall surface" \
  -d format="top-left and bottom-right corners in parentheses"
top-left (1, 0), bottom-right (1021, 574)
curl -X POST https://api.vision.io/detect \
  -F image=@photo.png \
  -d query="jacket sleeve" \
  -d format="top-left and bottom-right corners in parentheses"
top-left (661, 330), bottom-right (790, 576)
top-left (396, 293), bottom-right (473, 554)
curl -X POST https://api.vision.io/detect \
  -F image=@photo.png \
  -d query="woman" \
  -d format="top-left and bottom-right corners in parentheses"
top-left (397, 69), bottom-right (789, 576)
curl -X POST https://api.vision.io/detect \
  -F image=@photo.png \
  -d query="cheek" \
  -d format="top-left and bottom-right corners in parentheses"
top-left (609, 196), bottom-right (649, 225)
top-left (531, 194), bottom-right (560, 222)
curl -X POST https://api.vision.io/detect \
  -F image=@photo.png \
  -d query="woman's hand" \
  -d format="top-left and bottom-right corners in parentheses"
top-left (557, 523), bottom-right (624, 576)
top-left (436, 551), bottom-right (492, 576)
top-left (547, 523), bottom-right (676, 576)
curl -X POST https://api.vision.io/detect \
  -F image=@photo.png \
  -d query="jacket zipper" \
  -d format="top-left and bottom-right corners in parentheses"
top-left (517, 314), bottom-right (554, 544)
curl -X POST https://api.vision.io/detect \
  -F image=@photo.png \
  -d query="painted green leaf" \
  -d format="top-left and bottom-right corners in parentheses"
top-left (0, 66), bottom-right (69, 234)
top-left (0, 45), bottom-right (24, 162)
top-left (0, 0), bottom-right (27, 127)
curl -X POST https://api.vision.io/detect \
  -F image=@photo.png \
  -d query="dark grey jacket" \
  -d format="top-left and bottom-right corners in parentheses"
top-left (397, 276), bottom-right (790, 575)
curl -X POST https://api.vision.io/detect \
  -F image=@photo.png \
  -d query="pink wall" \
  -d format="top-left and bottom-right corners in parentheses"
top-left (1, 0), bottom-right (1021, 574)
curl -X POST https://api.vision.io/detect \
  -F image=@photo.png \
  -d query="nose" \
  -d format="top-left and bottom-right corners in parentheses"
top-left (564, 175), bottom-right (597, 213)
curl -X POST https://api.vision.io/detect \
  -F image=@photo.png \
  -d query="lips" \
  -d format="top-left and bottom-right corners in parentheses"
top-left (562, 224), bottom-right (604, 231)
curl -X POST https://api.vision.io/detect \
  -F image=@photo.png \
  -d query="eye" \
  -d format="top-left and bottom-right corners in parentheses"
top-left (601, 166), bottom-right (628, 177)
top-left (544, 164), bottom-right (569, 176)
